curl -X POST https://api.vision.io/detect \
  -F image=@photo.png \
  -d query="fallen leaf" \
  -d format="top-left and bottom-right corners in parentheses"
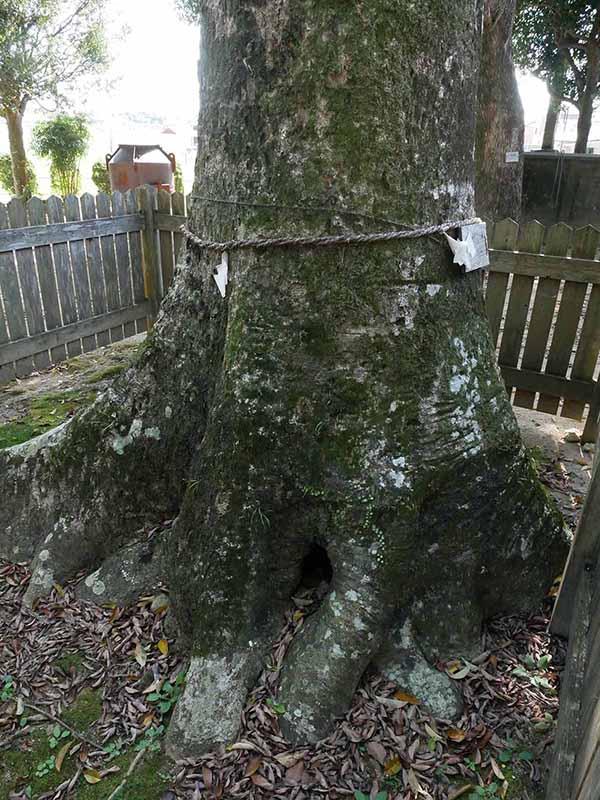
top-left (408, 768), bottom-right (421, 794)
top-left (134, 642), bottom-right (147, 668)
top-left (83, 768), bottom-right (102, 784)
top-left (491, 757), bottom-right (505, 780)
top-left (250, 774), bottom-right (273, 788)
top-left (448, 786), bottom-right (474, 800)
top-left (424, 723), bottom-right (443, 741)
top-left (447, 728), bottom-right (466, 742)
top-left (285, 760), bottom-right (305, 784)
top-left (53, 583), bottom-right (65, 598)
top-left (367, 740), bottom-right (387, 764)
top-left (384, 756), bottom-right (402, 776)
top-left (447, 665), bottom-right (471, 680)
top-left (141, 711), bottom-right (155, 728)
top-left (55, 740), bottom-right (71, 772)
top-left (274, 752), bottom-right (301, 767)
top-left (393, 691), bottom-right (420, 704)
top-left (157, 639), bottom-right (169, 656)
top-left (244, 756), bottom-right (262, 777)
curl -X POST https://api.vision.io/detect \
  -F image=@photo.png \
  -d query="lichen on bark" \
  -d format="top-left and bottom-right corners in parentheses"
top-left (1, 0), bottom-right (569, 758)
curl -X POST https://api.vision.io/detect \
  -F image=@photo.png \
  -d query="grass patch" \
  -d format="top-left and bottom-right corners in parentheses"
top-left (86, 364), bottom-right (127, 384)
top-left (0, 390), bottom-right (96, 449)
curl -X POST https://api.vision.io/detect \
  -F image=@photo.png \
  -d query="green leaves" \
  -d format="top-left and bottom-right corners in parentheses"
top-left (355, 792), bottom-right (387, 800)
top-left (266, 698), bottom-right (286, 715)
top-left (49, 725), bottom-right (70, 749)
top-left (0, 674), bottom-right (14, 701)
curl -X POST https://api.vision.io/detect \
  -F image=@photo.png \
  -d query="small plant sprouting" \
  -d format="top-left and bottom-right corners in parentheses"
top-left (1, 674), bottom-right (15, 701)
top-left (355, 792), bottom-right (388, 800)
top-left (35, 756), bottom-right (56, 777)
top-left (49, 724), bottom-right (70, 749)
top-left (266, 697), bottom-right (286, 715)
top-left (103, 738), bottom-right (125, 760)
top-left (134, 724), bottom-right (165, 752)
top-left (147, 672), bottom-right (186, 716)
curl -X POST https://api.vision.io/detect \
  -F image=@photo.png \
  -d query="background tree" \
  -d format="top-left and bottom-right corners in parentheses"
top-left (91, 159), bottom-right (111, 193)
top-left (0, 152), bottom-right (37, 198)
top-left (0, 0), bottom-right (569, 758)
top-left (475, 0), bottom-right (525, 220)
top-left (514, 0), bottom-right (600, 153)
top-left (0, 0), bottom-right (108, 197)
top-left (32, 114), bottom-right (90, 196)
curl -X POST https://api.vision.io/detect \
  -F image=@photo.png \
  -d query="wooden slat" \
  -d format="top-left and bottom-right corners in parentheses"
top-left (136, 185), bottom-right (161, 317)
top-left (0, 302), bottom-right (152, 367)
top-left (516, 223), bottom-right (568, 411)
top-left (0, 202), bottom-right (21, 381)
top-left (545, 566), bottom-right (593, 800)
top-left (0, 213), bottom-right (144, 252)
top-left (582, 379), bottom-right (600, 444)
top-left (540, 227), bottom-right (593, 417)
top-left (64, 194), bottom-right (95, 353)
top-left (489, 250), bottom-right (600, 285)
top-left (81, 194), bottom-right (109, 348)
top-left (8, 198), bottom-right (49, 371)
top-left (96, 193), bottom-right (122, 343)
top-left (111, 191), bottom-right (136, 338)
top-left (28, 197), bottom-right (65, 365)
top-left (552, 442), bottom-right (600, 638)
top-left (172, 192), bottom-right (185, 262)
top-left (154, 211), bottom-right (188, 232)
top-left (125, 190), bottom-right (145, 308)
top-left (563, 227), bottom-right (600, 420)
top-left (157, 191), bottom-right (175, 293)
top-left (47, 196), bottom-right (81, 359)
top-left (500, 366), bottom-right (594, 404)
top-left (500, 221), bottom-right (544, 404)
top-left (485, 219), bottom-right (519, 347)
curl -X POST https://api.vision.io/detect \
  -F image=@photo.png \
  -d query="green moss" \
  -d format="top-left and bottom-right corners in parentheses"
top-left (86, 364), bottom-right (127, 384)
top-left (54, 650), bottom-right (86, 674)
top-left (0, 688), bottom-right (103, 799)
top-left (77, 749), bottom-right (169, 800)
top-left (0, 390), bottom-right (97, 449)
top-left (62, 688), bottom-right (102, 731)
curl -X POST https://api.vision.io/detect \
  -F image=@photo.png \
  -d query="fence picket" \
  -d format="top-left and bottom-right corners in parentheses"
top-left (157, 190), bottom-right (175, 292)
top-left (562, 226), bottom-right (600, 421)
top-left (8, 197), bottom-right (49, 371)
top-left (81, 193), bottom-right (109, 348)
top-left (46, 196), bottom-right (80, 359)
top-left (28, 196), bottom-right (65, 365)
top-left (540, 227), bottom-right (592, 418)
top-left (125, 190), bottom-right (146, 334)
top-left (485, 219), bottom-right (519, 348)
top-left (64, 194), bottom-right (95, 353)
top-left (111, 191), bottom-right (136, 338)
top-left (500, 220), bottom-right (544, 406)
top-left (172, 191), bottom-right (185, 262)
top-left (0, 202), bottom-right (23, 381)
top-left (96, 192), bottom-right (122, 343)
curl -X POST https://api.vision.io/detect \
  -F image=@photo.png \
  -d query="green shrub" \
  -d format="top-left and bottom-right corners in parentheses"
top-left (91, 160), bottom-right (111, 193)
top-left (0, 153), bottom-right (38, 198)
top-left (33, 114), bottom-right (90, 197)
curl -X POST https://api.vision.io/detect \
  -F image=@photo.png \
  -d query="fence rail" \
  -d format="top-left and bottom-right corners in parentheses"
top-left (0, 200), bottom-right (598, 442)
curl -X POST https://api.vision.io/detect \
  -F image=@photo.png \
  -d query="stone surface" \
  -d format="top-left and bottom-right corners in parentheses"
top-left (564, 429), bottom-right (581, 443)
top-left (77, 537), bottom-right (165, 606)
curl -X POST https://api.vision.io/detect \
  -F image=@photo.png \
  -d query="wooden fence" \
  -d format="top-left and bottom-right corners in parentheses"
top-left (485, 219), bottom-right (600, 443)
top-left (0, 202), bottom-right (599, 441)
top-left (0, 187), bottom-right (187, 384)
top-left (546, 441), bottom-right (600, 800)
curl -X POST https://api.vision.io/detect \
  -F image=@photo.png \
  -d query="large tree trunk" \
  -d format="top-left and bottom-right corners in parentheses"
top-left (4, 106), bottom-right (29, 197)
top-left (575, 51), bottom-right (600, 153)
top-left (542, 94), bottom-right (561, 151)
top-left (475, 0), bottom-right (524, 219)
top-left (0, 0), bottom-right (568, 759)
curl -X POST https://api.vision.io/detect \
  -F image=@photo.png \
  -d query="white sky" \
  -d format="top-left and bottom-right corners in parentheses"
top-left (97, 0), bottom-right (200, 121)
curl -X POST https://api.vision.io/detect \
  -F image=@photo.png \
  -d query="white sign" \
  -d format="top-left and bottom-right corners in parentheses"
top-left (505, 151), bottom-right (520, 163)
top-left (444, 222), bottom-right (489, 273)
top-left (213, 251), bottom-right (229, 297)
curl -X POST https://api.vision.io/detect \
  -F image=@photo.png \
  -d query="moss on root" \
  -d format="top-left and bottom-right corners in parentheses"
top-left (0, 391), bottom-right (97, 450)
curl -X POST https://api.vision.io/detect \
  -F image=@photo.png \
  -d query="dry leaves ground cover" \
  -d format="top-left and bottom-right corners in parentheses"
top-left (0, 546), bottom-right (564, 800)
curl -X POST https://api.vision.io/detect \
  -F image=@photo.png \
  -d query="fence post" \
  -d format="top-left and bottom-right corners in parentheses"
top-left (136, 185), bottom-right (161, 318)
top-left (582, 379), bottom-right (600, 445)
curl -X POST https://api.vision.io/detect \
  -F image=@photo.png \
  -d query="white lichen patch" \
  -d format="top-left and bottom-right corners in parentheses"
top-left (38, 549), bottom-right (50, 562)
top-left (426, 284), bottom-right (442, 297)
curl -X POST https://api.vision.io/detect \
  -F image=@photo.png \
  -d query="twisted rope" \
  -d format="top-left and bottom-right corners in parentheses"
top-left (180, 217), bottom-right (480, 254)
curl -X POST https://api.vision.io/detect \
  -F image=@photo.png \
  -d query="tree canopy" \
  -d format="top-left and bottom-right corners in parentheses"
top-left (514, 0), bottom-right (600, 151)
top-left (0, 0), bottom-right (109, 195)
top-left (0, 0), bottom-right (109, 115)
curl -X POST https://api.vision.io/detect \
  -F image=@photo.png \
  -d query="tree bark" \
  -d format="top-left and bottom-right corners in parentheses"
top-left (475, 0), bottom-right (524, 220)
top-left (575, 51), bottom-right (600, 154)
top-left (542, 94), bottom-right (561, 151)
top-left (4, 106), bottom-right (29, 197)
top-left (0, 0), bottom-right (569, 759)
